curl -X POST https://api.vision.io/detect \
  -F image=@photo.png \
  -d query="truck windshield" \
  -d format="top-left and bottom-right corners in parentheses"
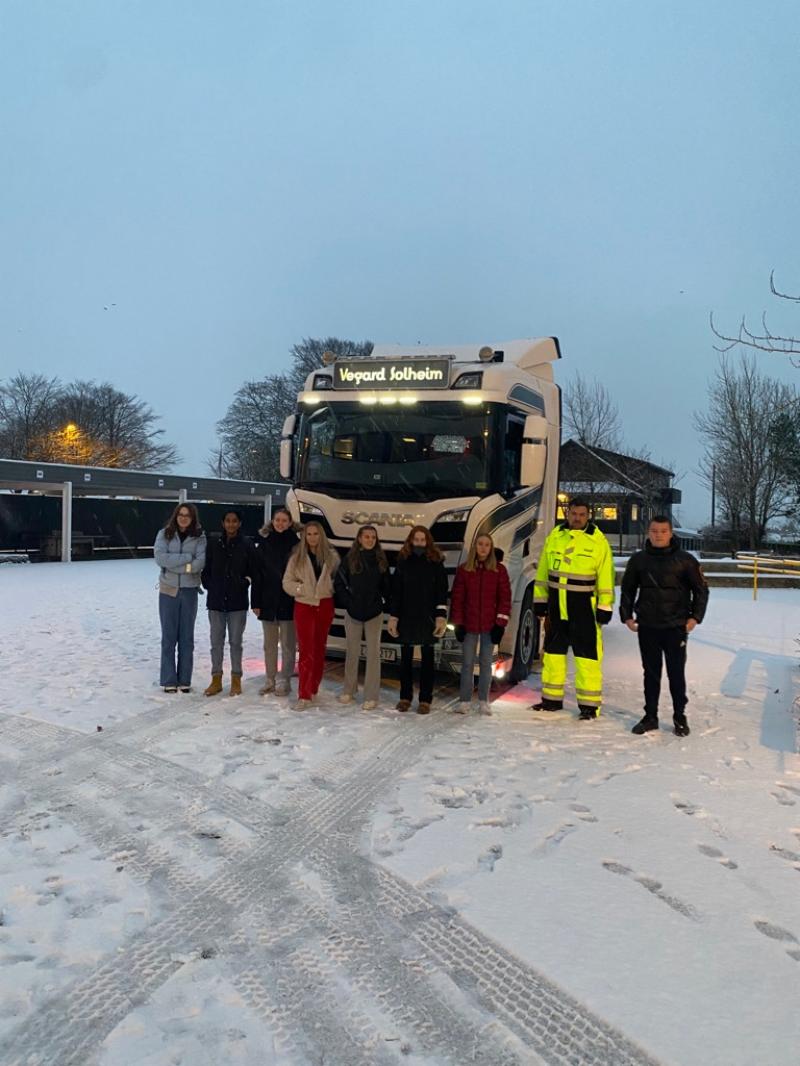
top-left (296, 401), bottom-right (498, 501)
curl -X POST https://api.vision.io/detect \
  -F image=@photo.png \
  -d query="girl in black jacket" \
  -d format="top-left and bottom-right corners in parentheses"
top-left (388, 525), bottom-right (449, 715)
top-left (201, 509), bottom-right (258, 697)
top-left (334, 525), bottom-right (391, 710)
top-left (250, 508), bottom-right (300, 696)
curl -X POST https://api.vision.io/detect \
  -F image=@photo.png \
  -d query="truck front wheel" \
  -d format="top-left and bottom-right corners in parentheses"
top-left (511, 586), bottom-right (539, 682)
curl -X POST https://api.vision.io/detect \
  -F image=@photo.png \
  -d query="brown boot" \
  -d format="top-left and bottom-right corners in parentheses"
top-left (204, 673), bottom-right (223, 697)
top-left (230, 674), bottom-right (242, 697)
top-left (396, 699), bottom-right (412, 713)
top-left (417, 701), bottom-right (431, 715)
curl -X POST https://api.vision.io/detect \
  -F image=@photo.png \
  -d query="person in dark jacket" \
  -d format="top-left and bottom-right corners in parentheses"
top-left (201, 509), bottom-right (258, 697)
top-left (251, 508), bottom-right (299, 696)
top-left (334, 525), bottom-right (391, 710)
top-left (450, 534), bottom-right (512, 716)
top-left (620, 515), bottom-right (709, 737)
top-left (387, 525), bottom-right (449, 715)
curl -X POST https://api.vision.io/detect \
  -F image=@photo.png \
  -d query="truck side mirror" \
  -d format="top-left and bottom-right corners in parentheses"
top-left (280, 415), bottom-right (296, 481)
top-left (520, 414), bottom-right (548, 488)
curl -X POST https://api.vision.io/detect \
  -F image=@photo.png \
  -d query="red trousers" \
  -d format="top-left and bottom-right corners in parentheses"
top-left (294, 598), bottom-right (334, 699)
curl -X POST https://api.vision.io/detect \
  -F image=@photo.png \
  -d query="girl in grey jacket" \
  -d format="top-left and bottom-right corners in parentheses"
top-left (154, 503), bottom-right (206, 692)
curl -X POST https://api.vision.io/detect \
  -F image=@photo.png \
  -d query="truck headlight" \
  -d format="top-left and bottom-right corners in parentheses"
top-left (298, 501), bottom-right (325, 516)
top-left (436, 507), bottom-right (471, 524)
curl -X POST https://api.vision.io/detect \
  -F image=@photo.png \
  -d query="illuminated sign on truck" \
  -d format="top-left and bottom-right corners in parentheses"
top-left (333, 358), bottom-right (451, 390)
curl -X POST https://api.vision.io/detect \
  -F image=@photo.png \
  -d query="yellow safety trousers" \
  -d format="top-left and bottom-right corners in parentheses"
top-left (541, 625), bottom-right (604, 711)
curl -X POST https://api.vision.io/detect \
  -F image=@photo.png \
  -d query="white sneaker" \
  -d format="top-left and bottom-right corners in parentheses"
top-left (479, 700), bottom-right (492, 716)
top-left (259, 679), bottom-right (275, 696)
top-left (455, 701), bottom-right (472, 715)
top-left (362, 700), bottom-right (378, 711)
top-left (275, 679), bottom-right (290, 696)
top-left (338, 693), bottom-right (354, 705)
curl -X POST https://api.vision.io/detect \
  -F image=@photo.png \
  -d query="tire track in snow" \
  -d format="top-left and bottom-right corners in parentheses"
top-left (0, 708), bottom-right (662, 1066)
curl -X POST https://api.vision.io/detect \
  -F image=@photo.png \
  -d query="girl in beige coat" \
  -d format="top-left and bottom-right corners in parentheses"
top-left (282, 521), bottom-right (339, 708)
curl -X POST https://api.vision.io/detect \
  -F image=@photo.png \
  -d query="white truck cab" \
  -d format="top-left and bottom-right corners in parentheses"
top-left (280, 339), bottom-right (561, 681)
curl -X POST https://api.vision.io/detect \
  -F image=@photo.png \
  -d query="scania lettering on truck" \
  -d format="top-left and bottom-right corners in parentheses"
top-left (279, 339), bottom-right (561, 681)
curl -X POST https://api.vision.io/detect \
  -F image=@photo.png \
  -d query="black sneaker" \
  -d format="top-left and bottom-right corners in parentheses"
top-left (578, 708), bottom-right (599, 721)
top-left (632, 715), bottom-right (659, 735)
top-left (673, 715), bottom-right (690, 737)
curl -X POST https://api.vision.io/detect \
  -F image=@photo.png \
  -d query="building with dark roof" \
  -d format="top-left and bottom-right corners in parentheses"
top-left (558, 439), bottom-right (687, 551)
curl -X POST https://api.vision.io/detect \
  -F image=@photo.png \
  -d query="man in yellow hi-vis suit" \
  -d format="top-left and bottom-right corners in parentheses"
top-left (531, 498), bottom-right (615, 720)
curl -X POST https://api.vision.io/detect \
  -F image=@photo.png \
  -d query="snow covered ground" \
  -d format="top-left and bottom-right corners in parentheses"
top-left (0, 559), bottom-right (798, 1065)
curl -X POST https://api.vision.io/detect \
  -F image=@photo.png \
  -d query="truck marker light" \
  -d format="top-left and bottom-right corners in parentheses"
top-left (461, 395), bottom-right (482, 405)
top-left (378, 396), bottom-right (397, 405)
top-left (398, 396), bottom-right (418, 405)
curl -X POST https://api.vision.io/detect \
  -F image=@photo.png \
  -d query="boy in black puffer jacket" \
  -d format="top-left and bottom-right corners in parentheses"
top-left (620, 515), bottom-right (709, 737)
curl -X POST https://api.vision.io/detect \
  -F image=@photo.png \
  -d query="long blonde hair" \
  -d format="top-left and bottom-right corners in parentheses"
top-left (291, 520), bottom-right (338, 571)
top-left (463, 532), bottom-right (498, 572)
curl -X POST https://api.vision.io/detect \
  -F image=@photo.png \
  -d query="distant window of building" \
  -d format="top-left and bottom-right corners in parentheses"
top-left (631, 503), bottom-right (639, 522)
top-left (594, 504), bottom-right (618, 521)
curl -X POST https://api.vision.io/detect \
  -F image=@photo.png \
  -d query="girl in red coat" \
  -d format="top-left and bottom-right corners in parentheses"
top-left (450, 533), bottom-right (511, 715)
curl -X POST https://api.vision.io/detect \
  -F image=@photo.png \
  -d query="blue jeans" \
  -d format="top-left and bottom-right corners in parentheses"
top-left (460, 631), bottom-right (494, 701)
top-left (159, 588), bottom-right (199, 687)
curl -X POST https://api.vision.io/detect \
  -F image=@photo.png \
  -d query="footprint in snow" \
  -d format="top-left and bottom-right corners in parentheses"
top-left (753, 919), bottom-right (798, 944)
top-left (472, 814), bottom-right (516, 829)
top-left (776, 782), bottom-right (800, 796)
top-left (721, 755), bottom-right (753, 771)
top-left (769, 844), bottom-right (800, 868)
top-left (602, 860), bottom-right (701, 921)
top-left (396, 814), bottom-right (444, 842)
top-left (534, 822), bottom-right (578, 854)
top-left (697, 843), bottom-right (738, 869)
top-left (771, 791), bottom-right (796, 808)
top-left (589, 764), bottom-right (645, 787)
top-left (478, 844), bottom-right (503, 872)
top-left (568, 803), bottom-right (598, 823)
top-left (671, 795), bottom-right (726, 838)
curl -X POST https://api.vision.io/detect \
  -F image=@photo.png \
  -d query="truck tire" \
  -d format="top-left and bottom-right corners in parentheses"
top-left (511, 586), bottom-right (539, 682)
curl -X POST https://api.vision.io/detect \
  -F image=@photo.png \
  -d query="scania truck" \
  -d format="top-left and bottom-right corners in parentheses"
top-left (279, 338), bottom-right (561, 681)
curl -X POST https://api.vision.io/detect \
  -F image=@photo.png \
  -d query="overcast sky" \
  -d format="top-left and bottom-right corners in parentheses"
top-left (2, 0), bottom-right (799, 526)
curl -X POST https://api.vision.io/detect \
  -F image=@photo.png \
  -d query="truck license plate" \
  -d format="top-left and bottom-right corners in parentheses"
top-left (361, 644), bottom-right (397, 662)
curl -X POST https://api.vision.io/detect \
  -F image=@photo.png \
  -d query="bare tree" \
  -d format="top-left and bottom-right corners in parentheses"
top-left (0, 373), bottom-right (179, 469)
top-left (288, 337), bottom-right (373, 390)
top-left (694, 355), bottom-right (797, 549)
top-left (710, 271), bottom-right (800, 365)
top-left (213, 375), bottom-right (299, 481)
top-left (0, 372), bottom-right (63, 458)
top-left (562, 372), bottom-right (623, 451)
top-left (212, 337), bottom-right (373, 482)
top-left (55, 381), bottom-right (180, 469)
